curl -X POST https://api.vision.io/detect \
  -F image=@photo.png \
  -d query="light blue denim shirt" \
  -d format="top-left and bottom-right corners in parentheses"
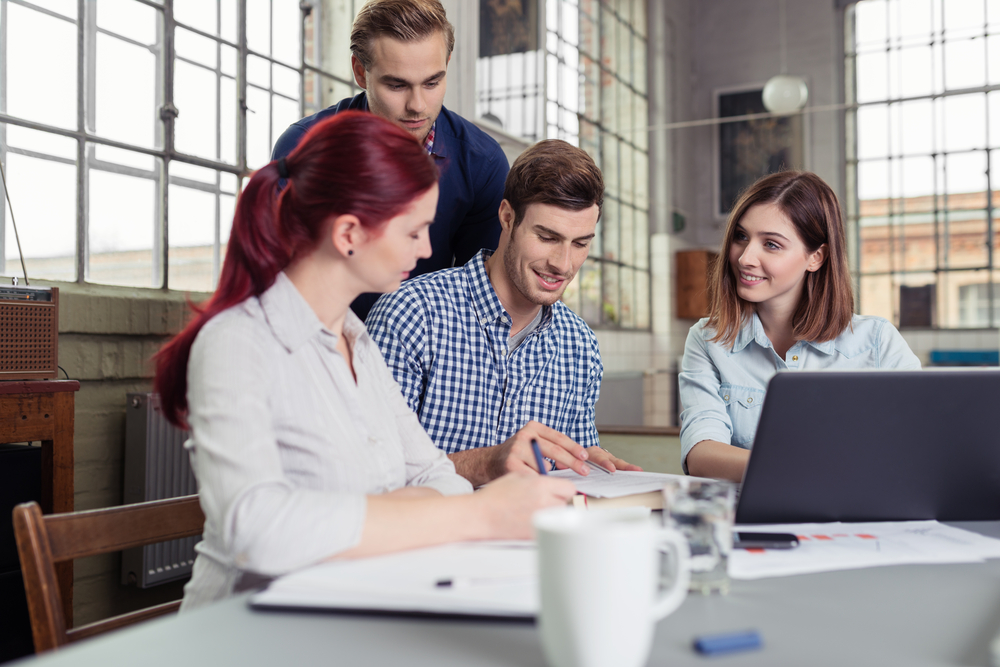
top-left (678, 313), bottom-right (921, 471)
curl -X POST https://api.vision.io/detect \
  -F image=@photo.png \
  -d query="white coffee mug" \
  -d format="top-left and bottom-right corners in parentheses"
top-left (533, 507), bottom-right (691, 667)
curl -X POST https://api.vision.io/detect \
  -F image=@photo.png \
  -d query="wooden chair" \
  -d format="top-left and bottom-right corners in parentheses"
top-left (13, 495), bottom-right (205, 653)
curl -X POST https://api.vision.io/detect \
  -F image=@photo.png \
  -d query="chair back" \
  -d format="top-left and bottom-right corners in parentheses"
top-left (13, 495), bottom-right (204, 653)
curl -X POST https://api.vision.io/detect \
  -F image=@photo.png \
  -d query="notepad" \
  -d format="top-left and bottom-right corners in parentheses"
top-left (250, 541), bottom-right (538, 618)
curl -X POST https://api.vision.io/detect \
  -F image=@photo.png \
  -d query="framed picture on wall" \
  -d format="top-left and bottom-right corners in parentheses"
top-left (715, 87), bottom-right (804, 218)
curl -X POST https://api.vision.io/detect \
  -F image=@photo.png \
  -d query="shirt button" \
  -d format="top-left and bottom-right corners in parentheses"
top-left (747, 397), bottom-right (754, 403)
top-left (723, 394), bottom-right (729, 401)
top-left (501, 316), bottom-right (509, 323)
top-left (480, 318), bottom-right (488, 325)
top-left (505, 400), bottom-right (511, 407)
top-left (792, 355), bottom-right (799, 361)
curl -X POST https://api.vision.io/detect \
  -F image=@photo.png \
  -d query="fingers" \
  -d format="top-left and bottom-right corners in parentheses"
top-left (589, 447), bottom-right (644, 472)
top-left (539, 476), bottom-right (577, 503)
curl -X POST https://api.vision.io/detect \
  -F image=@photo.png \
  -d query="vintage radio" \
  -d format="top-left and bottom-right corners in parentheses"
top-left (0, 285), bottom-right (59, 380)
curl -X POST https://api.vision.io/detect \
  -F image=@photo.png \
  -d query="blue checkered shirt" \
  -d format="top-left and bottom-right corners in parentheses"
top-left (366, 250), bottom-right (602, 454)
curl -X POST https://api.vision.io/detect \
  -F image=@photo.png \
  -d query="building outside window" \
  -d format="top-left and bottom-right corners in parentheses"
top-left (0, 0), bottom-right (359, 292)
top-left (477, 0), bottom-right (650, 329)
top-left (846, 0), bottom-right (1000, 329)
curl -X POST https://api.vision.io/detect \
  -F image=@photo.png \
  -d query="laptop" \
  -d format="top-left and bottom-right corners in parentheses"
top-left (734, 368), bottom-right (1000, 524)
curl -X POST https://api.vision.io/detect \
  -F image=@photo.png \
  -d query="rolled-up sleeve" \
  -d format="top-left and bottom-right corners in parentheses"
top-left (678, 324), bottom-right (734, 471)
top-left (187, 320), bottom-right (367, 576)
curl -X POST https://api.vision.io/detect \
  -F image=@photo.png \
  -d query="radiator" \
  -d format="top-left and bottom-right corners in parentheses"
top-left (122, 392), bottom-right (200, 588)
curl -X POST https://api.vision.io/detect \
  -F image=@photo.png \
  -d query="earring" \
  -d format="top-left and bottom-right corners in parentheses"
top-left (348, 249), bottom-right (354, 256)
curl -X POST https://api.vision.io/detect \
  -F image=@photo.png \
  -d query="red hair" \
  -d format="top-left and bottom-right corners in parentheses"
top-left (154, 111), bottom-right (438, 427)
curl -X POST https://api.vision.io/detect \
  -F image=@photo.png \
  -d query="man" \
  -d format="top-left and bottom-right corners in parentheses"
top-left (272, 0), bottom-right (508, 320)
top-left (367, 140), bottom-right (640, 486)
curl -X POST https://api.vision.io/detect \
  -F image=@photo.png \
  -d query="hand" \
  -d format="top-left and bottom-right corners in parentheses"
top-left (489, 421), bottom-right (593, 478)
top-left (474, 472), bottom-right (577, 539)
top-left (582, 447), bottom-right (643, 473)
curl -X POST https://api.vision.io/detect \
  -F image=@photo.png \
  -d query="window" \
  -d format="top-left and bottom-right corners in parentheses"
top-left (0, 0), bottom-right (355, 292)
top-left (477, 0), bottom-right (650, 329)
top-left (846, 0), bottom-right (1000, 328)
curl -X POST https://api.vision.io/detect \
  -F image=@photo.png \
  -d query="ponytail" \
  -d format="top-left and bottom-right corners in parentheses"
top-left (154, 111), bottom-right (438, 428)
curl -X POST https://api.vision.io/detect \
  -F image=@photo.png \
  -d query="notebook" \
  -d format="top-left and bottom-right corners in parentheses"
top-left (734, 369), bottom-right (1000, 524)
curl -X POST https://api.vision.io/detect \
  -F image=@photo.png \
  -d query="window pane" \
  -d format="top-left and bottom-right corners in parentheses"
top-left (221, 76), bottom-right (238, 165)
top-left (247, 54), bottom-right (271, 89)
top-left (273, 64), bottom-right (301, 100)
top-left (174, 0), bottom-right (218, 36)
top-left (95, 33), bottom-right (158, 148)
top-left (176, 27), bottom-right (219, 69)
top-left (247, 0), bottom-right (271, 56)
top-left (272, 0), bottom-right (301, 66)
top-left (2, 154), bottom-right (76, 281)
top-left (25, 1), bottom-right (77, 19)
top-left (944, 38), bottom-right (986, 90)
top-left (221, 0), bottom-right (237, 43)
top-left (171, 161), bottom-right (219, 185)
top-left (94, 144), bottom-right (155, 171)
top-left (6, 6), bottom-right (77, 130)
top-left (88, 165), bottom-right (159, 288)
top-left (5, 126), bottom-right (77, 161)
top-left (168, 184), bottom-right (216, 292)
top-left (246, 86), bottom-right (273, 169)
top-left (175, 60), bottom-right (219, 160)
top-left (97, 0), bottom-right (157, 45)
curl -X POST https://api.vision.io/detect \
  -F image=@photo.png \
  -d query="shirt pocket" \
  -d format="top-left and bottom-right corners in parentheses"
top-left (718, 383), bottom-right (766, 447)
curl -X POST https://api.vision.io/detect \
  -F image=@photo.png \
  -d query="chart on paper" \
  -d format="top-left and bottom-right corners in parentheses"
top-left (730, 521), bottom-right (1000, 579)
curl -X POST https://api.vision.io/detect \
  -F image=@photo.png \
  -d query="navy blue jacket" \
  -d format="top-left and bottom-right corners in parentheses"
top-left (272, 93), bottom-right (508, 320)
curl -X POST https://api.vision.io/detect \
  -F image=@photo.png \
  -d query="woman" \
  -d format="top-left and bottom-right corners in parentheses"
top-left (679, 171), bottom-right (920, 483)
top-left (154, 112), bottom-right (575, 609)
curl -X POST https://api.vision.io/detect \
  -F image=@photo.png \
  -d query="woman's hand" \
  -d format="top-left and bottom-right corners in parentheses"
top-left (473, 472), bottom-right (577, 539)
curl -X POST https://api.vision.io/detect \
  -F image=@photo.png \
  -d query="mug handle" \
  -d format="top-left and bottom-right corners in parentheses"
top-left (650, 528), bottom-right (691, 621)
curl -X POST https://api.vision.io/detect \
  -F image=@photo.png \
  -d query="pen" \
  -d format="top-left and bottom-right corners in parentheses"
top-left (436, 574), bottom-right (533, 588)
top-left (693, 630), bottom-right (762, 656)
top-left (585, 458), bottom-right (614, 475)
top-left (531, 439), bottom-right (548, 475)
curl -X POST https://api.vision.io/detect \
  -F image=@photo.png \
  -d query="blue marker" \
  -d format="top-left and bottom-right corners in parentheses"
top-left (530, 439), bottom-right (548, 475)
top-left (693, 630), bottom-right (762, 656)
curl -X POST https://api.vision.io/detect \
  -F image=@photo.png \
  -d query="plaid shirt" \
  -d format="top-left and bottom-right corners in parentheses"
top-left (423, 123), bottom-right (436, 153)
top-left (367, 250), bottom-right (603, 454)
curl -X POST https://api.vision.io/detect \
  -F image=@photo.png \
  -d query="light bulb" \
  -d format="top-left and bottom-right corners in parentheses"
top-left (762, 75), bottom-right (809, 115)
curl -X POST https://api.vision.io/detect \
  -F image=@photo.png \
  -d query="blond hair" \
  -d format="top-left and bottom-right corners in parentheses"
top-left (350, 0), bottom-right (455, 70)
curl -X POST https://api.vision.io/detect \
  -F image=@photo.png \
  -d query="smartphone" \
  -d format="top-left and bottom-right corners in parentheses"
top-left (733, 532), bottom-right (799, 550)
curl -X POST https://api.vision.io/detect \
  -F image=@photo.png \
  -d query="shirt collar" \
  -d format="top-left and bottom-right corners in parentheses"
top-left (259, 272), bottom-right (328, 352)
top-left (464, 249), bottom-right (552, 330)
top-left (730, 310), bottom-right (837, 355)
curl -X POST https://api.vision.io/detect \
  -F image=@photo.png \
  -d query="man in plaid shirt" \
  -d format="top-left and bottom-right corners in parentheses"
top-left (368, 141), bottom-right (641, 486)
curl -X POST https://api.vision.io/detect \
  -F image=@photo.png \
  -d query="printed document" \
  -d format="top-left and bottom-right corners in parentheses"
top-left (731, 521), bottom-right (1000, 579)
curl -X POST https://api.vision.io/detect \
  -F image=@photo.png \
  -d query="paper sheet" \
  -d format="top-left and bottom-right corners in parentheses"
top-left (730, 521), bottom-right (1000, 579)
top-left (251, 541), bottom-right (538, 617)
top-left (549, 469), bottom-right (713, 498)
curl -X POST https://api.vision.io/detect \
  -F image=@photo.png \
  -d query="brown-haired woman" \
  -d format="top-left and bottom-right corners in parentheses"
top-left (678, 171), bottom-right (920, 482)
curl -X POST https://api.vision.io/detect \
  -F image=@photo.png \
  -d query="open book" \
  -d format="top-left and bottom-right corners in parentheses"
top-left (550, 470), bottom-right (711, 510)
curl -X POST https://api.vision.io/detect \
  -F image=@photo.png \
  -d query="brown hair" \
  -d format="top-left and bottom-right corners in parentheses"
top-left (504, 140), bottom-right (604, 226)
top-left (707, 170), bottom-right (854, 347)
top-left (350, 0), bottom-right (455, 70)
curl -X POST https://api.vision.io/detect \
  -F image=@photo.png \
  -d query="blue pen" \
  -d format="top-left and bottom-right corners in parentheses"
top-left (693, 630), bottom-right (762, 656)
top-left (530, 439), bottom-right (548, 475)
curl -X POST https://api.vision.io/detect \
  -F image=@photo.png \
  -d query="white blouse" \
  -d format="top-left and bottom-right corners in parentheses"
top-left (181, 272), bottom-right (472, 609)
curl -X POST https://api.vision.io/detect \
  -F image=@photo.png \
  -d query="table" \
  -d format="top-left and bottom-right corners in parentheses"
top-left (0, 380), bottom-right (79, 624)
top-left (14, 521), bottom-right (1000, 666)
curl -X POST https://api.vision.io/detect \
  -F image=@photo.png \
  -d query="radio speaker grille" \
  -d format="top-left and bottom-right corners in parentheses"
top-left (0, 288), bottom-right (58, 380)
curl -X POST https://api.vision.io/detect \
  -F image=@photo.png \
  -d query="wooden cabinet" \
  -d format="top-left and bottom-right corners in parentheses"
top-left (676, 250), bottom-right (718, 319)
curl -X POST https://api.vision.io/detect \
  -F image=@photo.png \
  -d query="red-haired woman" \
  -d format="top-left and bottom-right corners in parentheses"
top-left (679, 171), bottom-right (920, 483)
top-left (155, 112), bottom-right (575, 609)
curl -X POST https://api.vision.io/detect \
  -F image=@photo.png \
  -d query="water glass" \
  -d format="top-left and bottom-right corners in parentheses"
top-left (662, 478), bottom-right (736, 595)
